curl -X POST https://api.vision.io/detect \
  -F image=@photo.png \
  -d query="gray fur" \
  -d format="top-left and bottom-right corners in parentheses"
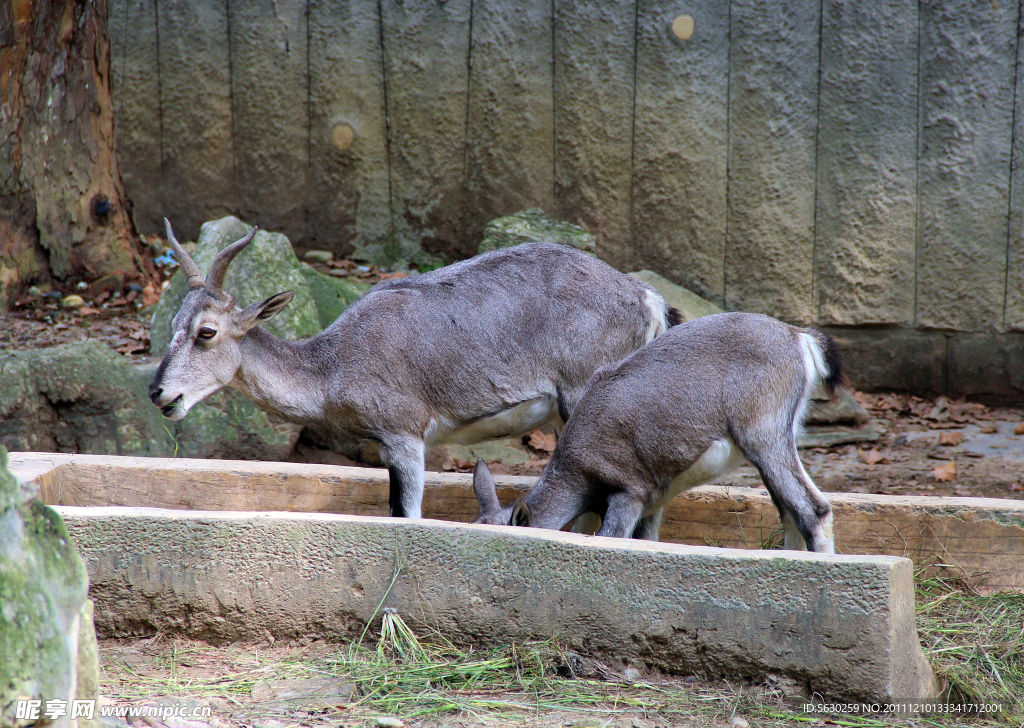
top-left (149, 222), bottom-right (676, 518)
top-left (473, 312), bottom-right (839, 554)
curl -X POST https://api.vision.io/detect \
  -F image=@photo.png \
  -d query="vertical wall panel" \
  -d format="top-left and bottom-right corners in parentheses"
top-left (464, 0), bottom-right (555, 256)
top-left (228, 0), bottom-right (309, 243)
top-left (632, 0), bottom-right (730, 305)
top-left (553, 0), bottom-right (637, 273)
top-left (725, 0), bottom-right (819, 325)
top-left (380, 0), bottom-right (471, 264)
top-left (1007, 7), bottom-right (1024, 332)
top-left (308, 0), bottom-right (391, 257)
top-left (815, 0), bottom-right (917, 326)
top-left (917, 0), bottom-right (1017, 332)
top-left (158, 0), bottom-right (234, 241)
top-left (109, 0), bottom-right (162, 235)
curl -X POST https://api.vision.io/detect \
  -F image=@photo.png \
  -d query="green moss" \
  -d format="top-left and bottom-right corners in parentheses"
top-left (298, 267), bottom-right (370, 330)
top-left (479, 209), bottom-right (596, 255)
top-left (0, 446), bottom-right (88, 715)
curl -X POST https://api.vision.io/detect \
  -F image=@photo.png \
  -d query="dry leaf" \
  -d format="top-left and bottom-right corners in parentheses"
top-left (527, 430), bottom-right (556, 454)
top-left (932, 461), bottom-right (957, 482)
top-left (1015, 423), bottom-right (1024, 436)
top-left (938, 431), bottom-right (965, 446)
top-left (77, 307), bottom-right (102, 315)
top-left (858, 447), bottom-right (883, 466)
top-left (980, 426), bottom-right (999, 434)
top-left (142, 283), bottom-right (161, 307)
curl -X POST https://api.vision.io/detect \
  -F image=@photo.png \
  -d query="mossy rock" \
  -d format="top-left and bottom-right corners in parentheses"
top-left (626, 270), bottom-right (724, 322)
top-left (479, 209), bottom-right (596, 255)
top-left (0, 340), bottom-right (175, 457)
top-left (151, 217), bottom-right (368, 353)
top-left (0, 446), bottom-right (91, 728)
top-left (298, 267), bottom-right (370, 330)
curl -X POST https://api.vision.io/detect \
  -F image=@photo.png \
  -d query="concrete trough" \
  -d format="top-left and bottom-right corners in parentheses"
top-left (12, 452), bottom-right (1024, 592)
top-left (59, 506), bottom-right (936, 703)
top-left (21, 451), bottom-right (1024, 702)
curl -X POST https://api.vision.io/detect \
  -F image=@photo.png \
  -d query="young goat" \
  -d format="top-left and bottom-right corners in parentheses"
top-left (149, 220), bottom-right (680, 518)
top-left (473, 312), bottom-right (843, 553)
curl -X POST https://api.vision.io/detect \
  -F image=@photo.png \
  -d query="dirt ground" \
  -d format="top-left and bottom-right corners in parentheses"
top-left (94, 636), bottom-right (810, 728)
top-left (3, 293), bottom-right (1024, 503)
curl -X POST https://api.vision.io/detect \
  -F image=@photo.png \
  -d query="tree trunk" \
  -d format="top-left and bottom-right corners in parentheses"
top-left (0, 0), bottom-right (155, 308)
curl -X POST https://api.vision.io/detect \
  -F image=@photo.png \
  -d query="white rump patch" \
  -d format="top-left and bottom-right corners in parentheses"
top-left (647, 438), bottom-right (747, 515)
top-left (642, 288), bottom-right (670, 343)
top-left (798, 332), bottom-right (830, 393)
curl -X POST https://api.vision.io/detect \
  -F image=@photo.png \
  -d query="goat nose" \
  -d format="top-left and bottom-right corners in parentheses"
top-left (148, 382), bottom-right (162, 403)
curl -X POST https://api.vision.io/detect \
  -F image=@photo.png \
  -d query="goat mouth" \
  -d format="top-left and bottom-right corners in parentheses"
top-left (161, 394), bottom-right (184, 417)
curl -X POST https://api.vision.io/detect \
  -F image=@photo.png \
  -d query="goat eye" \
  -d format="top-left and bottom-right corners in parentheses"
top-left (197, 327), bottom-right (217, 340)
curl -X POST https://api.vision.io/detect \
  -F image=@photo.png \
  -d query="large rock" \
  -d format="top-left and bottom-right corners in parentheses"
top-left (478, 209), bottom-right (597, 254)
top-left (0, 341), bottom-right (173, 457)
top-left (0, 446), bottom-right (99, 728)
top-left (0, 342), bottom-right (298, 461)
top-left (151, 216), bottom-right (368, 353)
top-left (626, 270), bottom-right (724, 322)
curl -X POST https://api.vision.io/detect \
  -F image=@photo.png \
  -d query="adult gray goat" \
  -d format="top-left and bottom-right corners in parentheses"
top-left (149, 220), bottom-right (681, 517)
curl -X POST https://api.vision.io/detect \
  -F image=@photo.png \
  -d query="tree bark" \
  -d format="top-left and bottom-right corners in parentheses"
top-left (0, 0), bottom-right (155, 308)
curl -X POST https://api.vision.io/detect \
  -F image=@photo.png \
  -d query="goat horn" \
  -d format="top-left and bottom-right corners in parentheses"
top-left (164, 219), bottom-right (204, 289)
top-left (205, 227), bottom-right (257, 295)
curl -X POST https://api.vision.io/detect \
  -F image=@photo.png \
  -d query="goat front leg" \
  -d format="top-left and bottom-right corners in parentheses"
top-left (631, 508), bottom-right (663, 541)
top-left (380, 435), bottom-right (426, 518)
top-left (595, 492), bottom-right (644, 538)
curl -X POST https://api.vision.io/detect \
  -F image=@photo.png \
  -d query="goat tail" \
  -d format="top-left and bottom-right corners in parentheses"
top-left (640, 287), bottom-right (683, 344)
top-left (798, 329), bottom-right (846, 401)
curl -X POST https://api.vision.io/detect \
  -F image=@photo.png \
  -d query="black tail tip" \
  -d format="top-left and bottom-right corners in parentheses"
top-left (819, 332), bottom-right (847, 399)
top-left (666, 306), bottom-right (684, 328)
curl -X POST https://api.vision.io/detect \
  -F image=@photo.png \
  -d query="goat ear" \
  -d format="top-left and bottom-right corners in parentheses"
top-left (472, 459), bottom-right (501, 516)
top-left (236, 291), bottom-right (294, 331)
top-left (511, 500), bottom-right (531, 527)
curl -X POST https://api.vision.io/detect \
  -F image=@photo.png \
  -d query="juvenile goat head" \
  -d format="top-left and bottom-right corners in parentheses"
top-left (148, 220), bottom-right (293, 419)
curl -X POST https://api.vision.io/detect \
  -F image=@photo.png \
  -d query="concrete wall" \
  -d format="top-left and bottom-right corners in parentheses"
top-left (109, 0), bottom-right (1024, 399)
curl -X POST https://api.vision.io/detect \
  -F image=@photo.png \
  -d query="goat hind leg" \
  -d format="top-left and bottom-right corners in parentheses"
top-left (746, 446), bottom-right (834, 554)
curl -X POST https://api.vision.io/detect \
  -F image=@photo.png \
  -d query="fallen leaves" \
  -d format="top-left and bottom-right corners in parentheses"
top-left (858, 447), bottom-right (885, 466)
top-left (938, 431), bottom-right (965, 446)
top-left (1015, 424), bottom-right (1024, 436)
top-left (932, 461), bottom-right (958, 482)
top-left (527, 430), bottom-right (556, 454)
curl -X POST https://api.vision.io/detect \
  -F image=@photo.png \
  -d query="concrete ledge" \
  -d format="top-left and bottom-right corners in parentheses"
top-left (12, 452), bottom-right (1024, 592)
top-left (59, 506), bottom-right (936, 703)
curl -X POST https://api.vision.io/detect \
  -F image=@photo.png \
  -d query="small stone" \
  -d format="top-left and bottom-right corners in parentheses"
top-left (303, 250), bottom-right (334, 264)
top-left (62, 294), bottom-right (86, 308)
top-left (730, 718), bottom-right (749, 728)
top-left (375, 718), bottom-right (404, 728)
top-left (328, 268), bottom-right (350, 277)
top-left (253, 721), bottom-right (284, 728)
top-left (623, 666), bottom-right (641, 681)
